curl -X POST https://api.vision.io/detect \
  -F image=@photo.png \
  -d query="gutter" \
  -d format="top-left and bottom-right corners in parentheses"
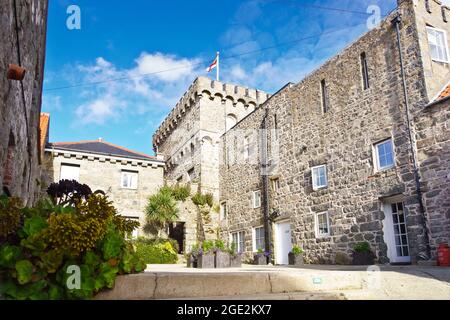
top-left (392, 13), bottom-right (431, 260)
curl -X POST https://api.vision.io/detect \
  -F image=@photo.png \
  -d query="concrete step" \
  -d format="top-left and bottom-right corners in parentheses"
top-left (96, 269), bottom-right (363, 300)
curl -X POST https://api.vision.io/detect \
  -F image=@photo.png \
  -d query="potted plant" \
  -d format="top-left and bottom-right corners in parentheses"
top-left (186, 244), bottom-right (200, 268)
top-left (228, 243), bottom-right (242, 268)
top-left (214, 239), bottom-right (230, 268)
top-left (253, 248), bottom-right (269, 265)
top-left (288, 245), bottom-right (304, 266)
top-left (197, 240), bottom-right (215, 268)
top-left (352, 242), bottom-right (376, 265)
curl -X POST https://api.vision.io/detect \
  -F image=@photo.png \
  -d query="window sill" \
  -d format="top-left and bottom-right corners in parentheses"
top-left (431, 58), bottom-right (449, 64)
top-left (312, 186), bottom-right (328, 191)
top-left (121, 187), bottom-right (138, 190)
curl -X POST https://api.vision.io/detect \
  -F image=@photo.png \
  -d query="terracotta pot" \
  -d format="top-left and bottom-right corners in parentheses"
top-left (7, 64), bottom-right (26, 81)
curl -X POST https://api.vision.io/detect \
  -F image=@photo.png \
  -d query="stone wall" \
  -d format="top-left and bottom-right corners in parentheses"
top-left (219, 0), bottom-right (449, 264)
top-left (46, 150), bottom-right (164, 237)
top-left (0, 0), bottom-right (48, 205)
top-left (415, 98), bottom-right (450, 255)
top-left (153, 76), bottom-right (269, 200)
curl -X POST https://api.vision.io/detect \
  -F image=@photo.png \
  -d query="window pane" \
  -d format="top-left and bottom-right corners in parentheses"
top-left (377, 140), bottom-right (394, 169)
top-left (60, 165), bottom-right (80, 181)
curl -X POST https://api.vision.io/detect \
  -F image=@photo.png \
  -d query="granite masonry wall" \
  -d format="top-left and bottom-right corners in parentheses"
top-left (219, 0), bottom-right (449, 264)
top-left (415, 98), bottom-right (450, 255)
top-left (0, 0), bottom-right (48, 205)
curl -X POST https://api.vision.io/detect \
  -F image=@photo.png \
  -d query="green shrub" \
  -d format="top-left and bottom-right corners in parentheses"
top-left (202, 240), bottom-right (215, 254)
top-left (291, 245), bottom-right (304, 256)
top-left (145, 188), bottom-right (179, 237)
top-left (171, 185), bottom-right (191, 202)
top-left (353, 242), bottom-right (371, 253)
top-left (191, 192), bottom-right (214, 207)
top-left (214, 239), bottom-right (225, 251)
top-left (0, 181), bottom-right (145, 300)
top-left (133, 240), bottom-right (177, 264)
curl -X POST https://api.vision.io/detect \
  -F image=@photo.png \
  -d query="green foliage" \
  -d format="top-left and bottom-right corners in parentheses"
top-left (171, 184), bottom-right (191, 201)
top-left (257, 248), bottom-right (264, 254)
top-left (202, 240), bottom-right (215, 254)
top-left (145, 188), bottom-right (179, 233)
top-left (0, 183), bottom-right (144, 300)
top-left (214, 239), bottom-right (225, 251)
top-left (228, 242), bottom-right (238, 256)
top-left (353, 242), bottom-right (371, 253)
top-left (291, 245), bottom-right (304, 256)
top-left (191, 192), bottom-right (214, 207)
top-left (0, 196), bottom-right (22, 238)
top-left (132, 239), bottom-right (178, 264)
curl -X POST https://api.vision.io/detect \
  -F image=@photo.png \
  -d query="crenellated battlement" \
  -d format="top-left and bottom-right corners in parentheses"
top-left (152, 76), bottom-right (270, 149)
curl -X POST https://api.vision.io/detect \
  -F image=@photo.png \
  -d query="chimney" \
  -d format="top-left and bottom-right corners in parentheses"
top-left (98, 137), bottom-right (103, 142)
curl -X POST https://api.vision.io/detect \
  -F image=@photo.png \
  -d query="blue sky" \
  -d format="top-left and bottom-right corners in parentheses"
top-left (43, 0), bottom-right (399, 155)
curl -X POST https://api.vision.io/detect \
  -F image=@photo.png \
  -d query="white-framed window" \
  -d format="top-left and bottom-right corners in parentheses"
top-left (315, 212), bottom-right (330, 238)
top-left (312, 165), bottom-right (328, 190)
top-left (426, 26), bottom-right (449, 63)
top-left (60, 163), bottom-right (80, 181)
top-left (253, 226), bottom-right (265, 252)
top-left (220, 202), bottom-right (227, 220)
top-left (271, 178), bottom-right (280, 192)
top-left (231, 231), bottom-right (245, 253)
top-left (121, 170), bottom-right (138, 189)
top-left (252, 190), bottom-right (261, 208)
top-left (375, 139), bottom-right (395, 171)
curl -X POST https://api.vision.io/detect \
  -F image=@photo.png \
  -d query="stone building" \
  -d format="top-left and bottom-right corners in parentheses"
top-left (152, 76), bottom-right (270, 200)
top-left (219, 0), bottom-right (449, 264)
top-left (44, 139), bottom-right (165, 238)
top-left (0, 0), bottom-right (49, 205)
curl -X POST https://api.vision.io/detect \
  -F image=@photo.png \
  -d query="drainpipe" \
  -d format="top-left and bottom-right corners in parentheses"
top-left (392, 13), bottom-right (431, 260)
top-left (261, 107), bottom-right (271, 263)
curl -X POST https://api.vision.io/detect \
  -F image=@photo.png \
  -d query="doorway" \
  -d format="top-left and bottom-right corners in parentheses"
top-left (275, 222), bottom-right (292, 265)
top-left (169, 222), bottom-right (185, 254)
top-left (382, 201), bottom-right (411, 264)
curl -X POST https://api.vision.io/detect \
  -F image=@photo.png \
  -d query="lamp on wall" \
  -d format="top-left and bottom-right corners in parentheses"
top-left (7, 64), bottom-right (26, 81)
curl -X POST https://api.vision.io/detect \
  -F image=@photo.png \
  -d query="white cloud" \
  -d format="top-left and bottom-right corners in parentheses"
top-left (442, 0), bottom-right (450, 6)
top-left (133, 52), bottom-right (200, 82)
top-left (68, 53), bottom-right (201, 126)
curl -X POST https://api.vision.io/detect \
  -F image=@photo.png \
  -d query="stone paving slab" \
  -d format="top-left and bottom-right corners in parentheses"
top-left (96, 264), bottom-right (450, 300)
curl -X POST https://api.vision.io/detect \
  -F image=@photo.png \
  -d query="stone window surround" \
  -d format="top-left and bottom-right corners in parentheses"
top-left (311, 164), bottom-right (328, 190)
top-left (252, 190), bottom-right (261, 209)
top-left (252, 226), bottom-right (265, 252)
top-left (314, 212), bottom-right (331, 238)
top-left (373, 138), bottom-right (396, 172)
top-left (426, 25), bottom-right (450, 64)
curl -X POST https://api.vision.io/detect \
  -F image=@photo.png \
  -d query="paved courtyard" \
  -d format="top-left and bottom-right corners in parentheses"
top-left (97, 264), bottom-right (450, 300)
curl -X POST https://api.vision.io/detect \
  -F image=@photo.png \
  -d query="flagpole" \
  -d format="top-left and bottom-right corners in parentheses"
top-left (216, 51), bottom-right (220, 81)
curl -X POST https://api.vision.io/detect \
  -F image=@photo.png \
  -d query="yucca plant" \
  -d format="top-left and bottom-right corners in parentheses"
top-left (145, 188), bottom-right (179, 237)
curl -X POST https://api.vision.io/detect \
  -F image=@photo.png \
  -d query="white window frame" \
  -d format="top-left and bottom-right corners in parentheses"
top-left (311, 165), bottom-right (328, 190)
top-left (252, 226), bottom-right (265, 252)
top-left (121, 170), bottom-right (138, 189)
top-left (374, 139), bottom-right (395, 172)
top-left (315, 212), bottom-right (330, 238)
top-left (220, 201), bottom-right (227, 221)
top-left (426, 26), bottom-right (449, 63)
top-left (252, 190), bottom-right (261, 209)
top-left (231, 231), bottom-right (245, 253)
top-left (60, 163), bottom-right (80, 181)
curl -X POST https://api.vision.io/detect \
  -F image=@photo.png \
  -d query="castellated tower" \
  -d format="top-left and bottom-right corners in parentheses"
top-left (152, 76), bottom-right (270, 200)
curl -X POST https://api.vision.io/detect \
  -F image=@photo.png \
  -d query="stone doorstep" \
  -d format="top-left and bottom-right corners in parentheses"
top-left (95, 271), bottom-right (363, 300)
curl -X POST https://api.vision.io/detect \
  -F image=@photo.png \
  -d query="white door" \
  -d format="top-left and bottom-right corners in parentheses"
top-left (382, 201), bottom-right (411, 264)
top-left (275, 222), bottom-right (292, 265)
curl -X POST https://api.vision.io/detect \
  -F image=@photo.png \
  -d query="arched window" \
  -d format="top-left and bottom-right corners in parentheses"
top-left (226, 114), bottom-right (237, 131)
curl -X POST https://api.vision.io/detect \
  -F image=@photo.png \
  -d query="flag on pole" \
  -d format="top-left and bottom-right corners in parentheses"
top-left (206, 52), bottom-right (220, 81)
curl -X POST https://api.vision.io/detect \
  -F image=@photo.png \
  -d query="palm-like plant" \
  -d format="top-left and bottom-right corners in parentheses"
top-left (145, 188), bottom-right (179, 237)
